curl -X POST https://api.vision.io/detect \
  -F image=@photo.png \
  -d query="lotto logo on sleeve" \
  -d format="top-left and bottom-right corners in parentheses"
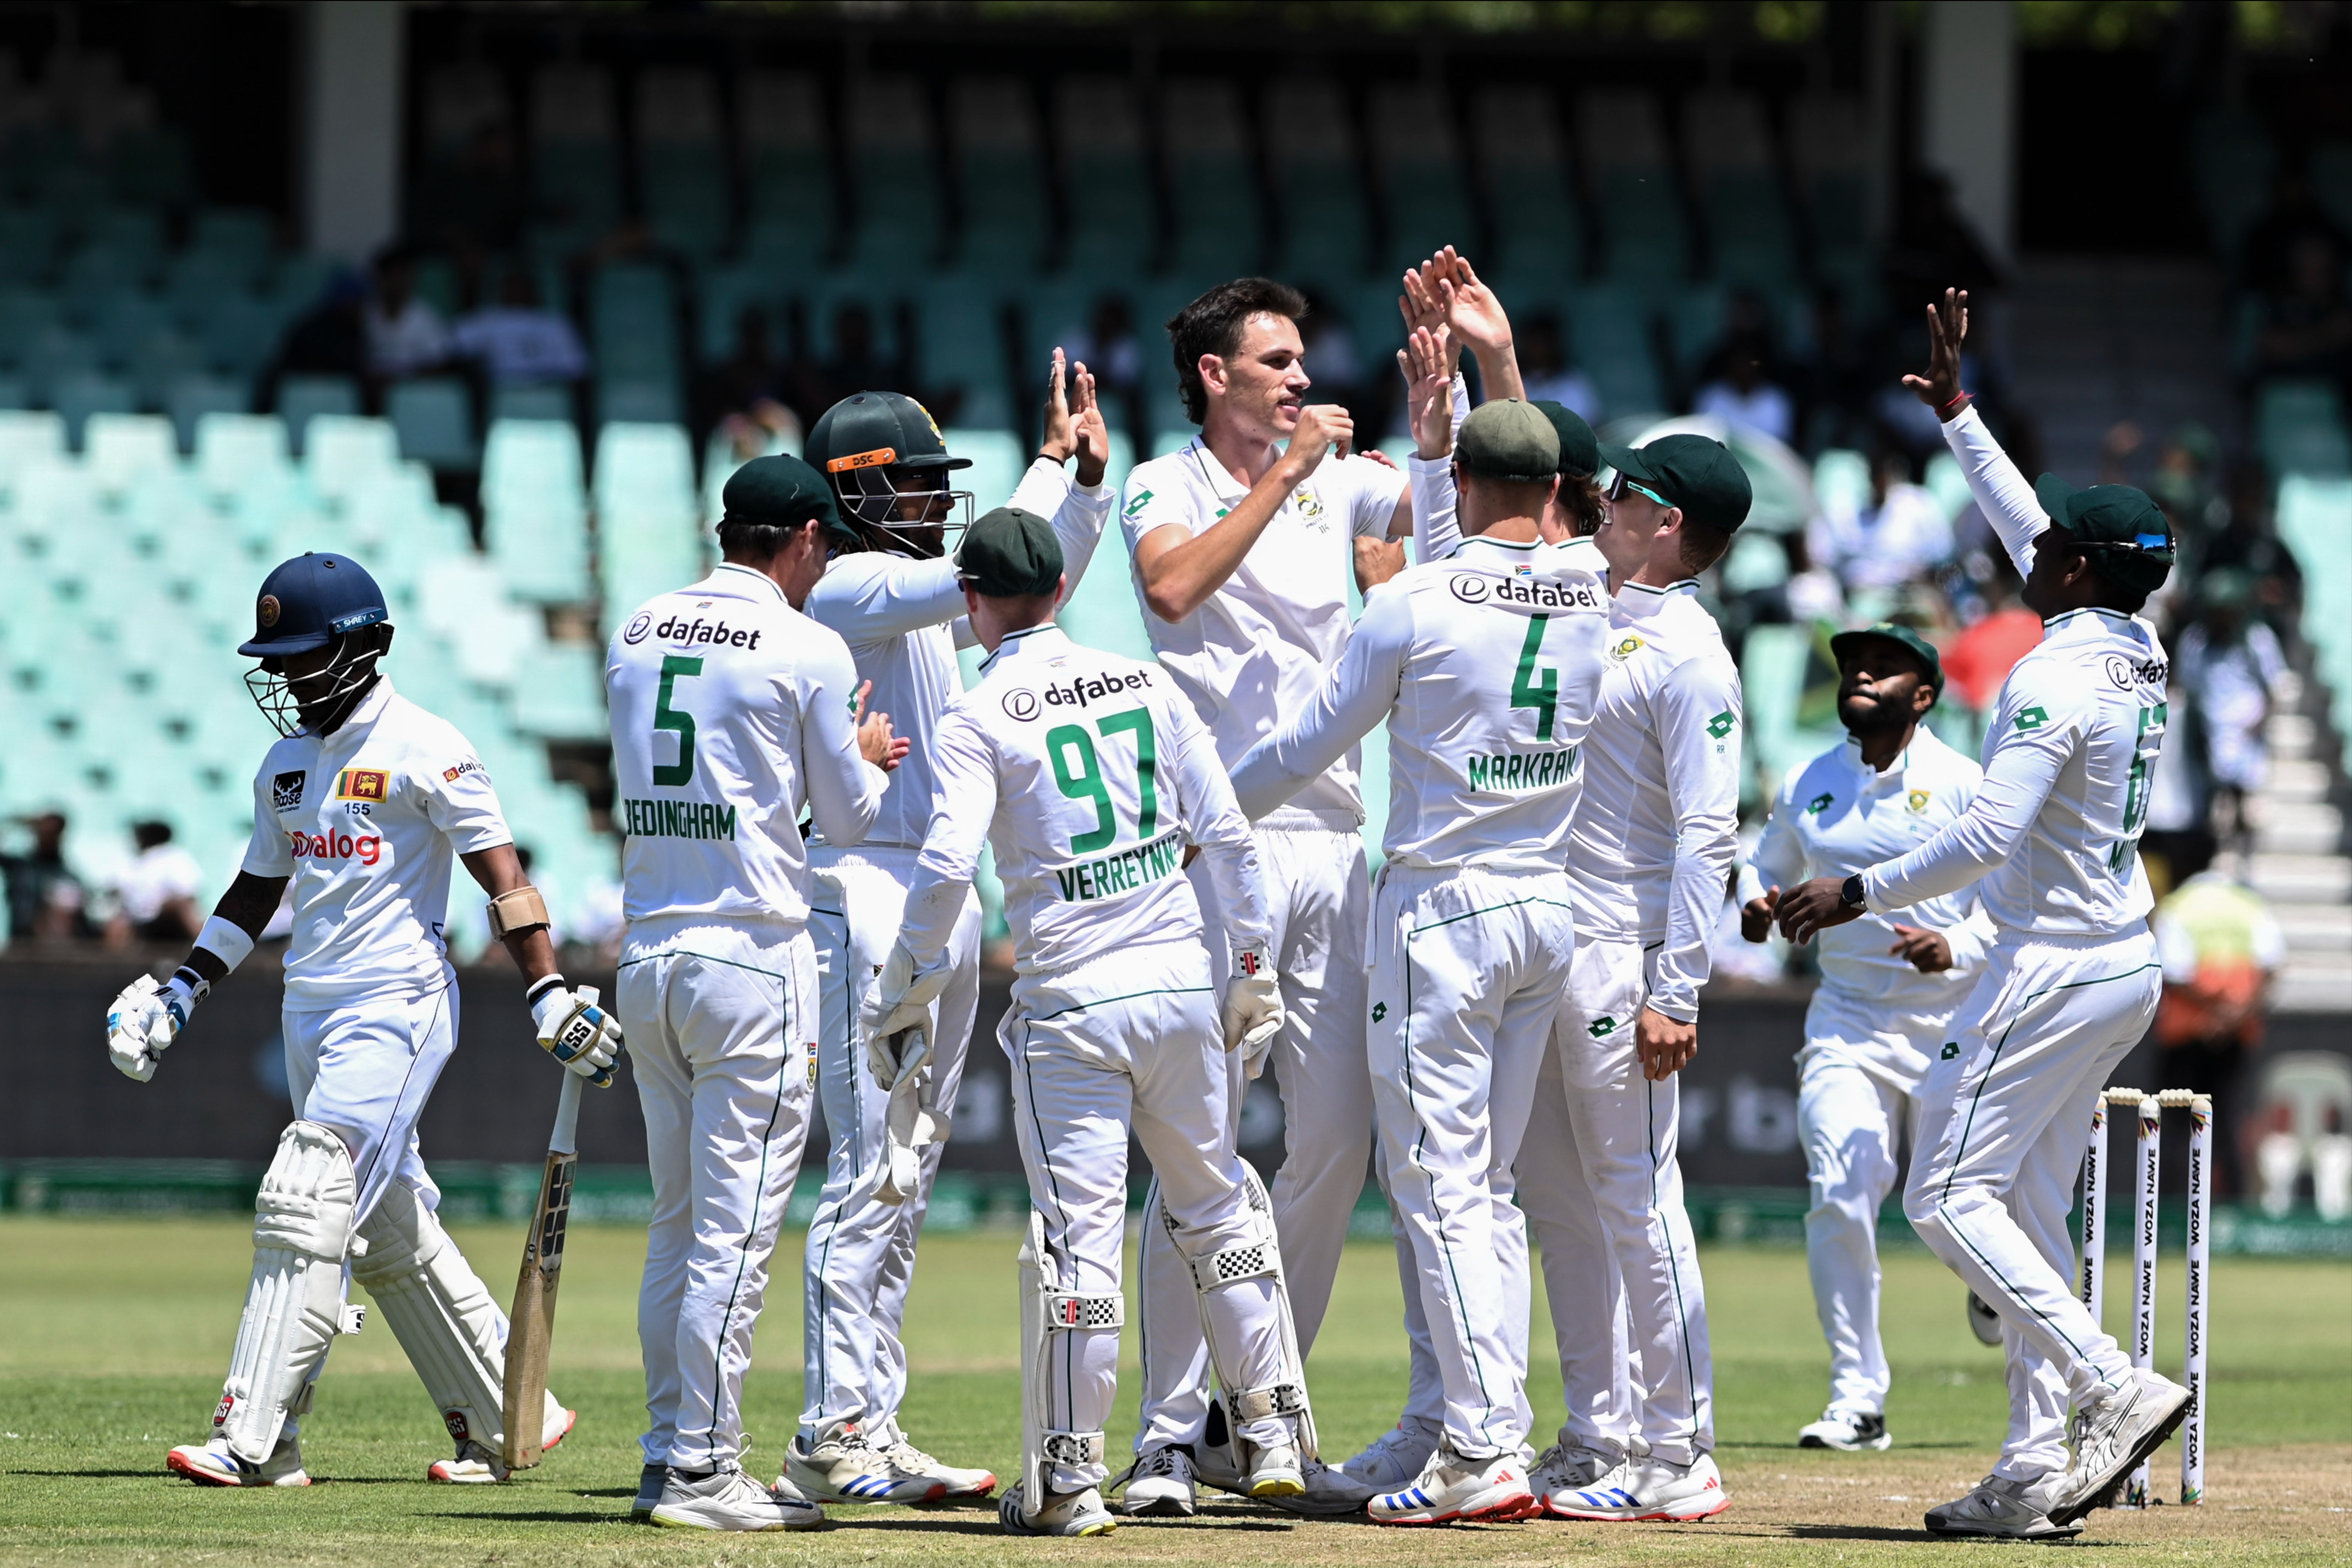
top-left (1706, 711), bottom-right (1736, 740)
top-left (2014, 706), bottom-right (2049, 731)
top-left (336, 768), bottom-right (389, 801)
top-left (1806, 792), bottom-right (1834, 815)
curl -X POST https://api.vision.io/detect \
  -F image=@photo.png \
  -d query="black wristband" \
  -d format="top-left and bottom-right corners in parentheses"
top-left (526, 974), bottom-right (568, 1006)
top-left (1841, 875), bottom-right (1867, 909)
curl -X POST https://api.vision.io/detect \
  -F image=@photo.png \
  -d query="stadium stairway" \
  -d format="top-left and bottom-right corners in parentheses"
top-left (2250, 685), bottom-right (2352, 1012)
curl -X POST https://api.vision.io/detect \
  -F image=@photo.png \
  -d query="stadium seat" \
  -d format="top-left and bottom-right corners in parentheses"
top-left (840, 75), bottom-right (942, 280)
top-left (484, 417), bottom-right (586, 503)
top-left (83, 412), bottom-right (175, 495)
top-left (594, 422), bottom-right (703, 622)
top-left (2189, 108), bottom-right (2276, 268)
top-left (509, 641), bottom-right (609, 741)
top-left (51, 369), bottom-right (133, 449)
top-left (2256, 379), bottom-right (2352, 479)
top-left (1579, 89), bottom-right (1688, 289)
top-left (637, 67), bottom-right (730, 256)
top-left (2311, 139), bottom-right (2352, 237)
top-left (388, 376), bottom-right (480, 471)
top-left (1268, 80), bottom-right (1368, 284)
top-left (304, 414), bottom-right (401, 506)
top-left (1053, 76), bottom-right (1154, 277)
top-left (1371, 82), bottom-right (1473, 274)
top-left (1474, 84), bottom-right (1585, 286)
top-left (740, 71), bottom-right (836, 268)
top-left (1161, 78), bottom-right (1261, 277)
top-left (943, 427), bottom-right (1025, 522)
top-left (1564, 286), bottom-right (1664, 417)
top-left (489, 382), bottom-right (572, 423)
top-left (596, 376), bottom-right (684, 427)
top-left (951, 77), bottom-right (1049, 272)
top-left (0, 406), bottom-right (65, 477)
top-left (916, 271), bottom-right (1012, 431)
top-left (277, 375), bottom-right (360, 455)
top-left (530, 61), bottom-right (622, 239)
top-left (188, 208), bottom-right (277, 279)
top-left (192, 412), bottom-right (291, 498)
top-left (2275, 476), bottom-right (2352, 764)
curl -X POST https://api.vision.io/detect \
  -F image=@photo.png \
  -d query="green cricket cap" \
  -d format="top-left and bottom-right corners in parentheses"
top-left (1829, 620), bottom-right (1945, 694)
top-left (2031, 474), bottom-right (2174, 592)
top-left (1531, 399), bottom-right (1599, 479)
top-left (956, 506), bottom-right (1063, 598)
top-left (1456, 398), bottom-right (1560, 484)
top-left (1597, 433), bottom-right (1753, 532)
top-left (719, 454), bottom-right (848, 544)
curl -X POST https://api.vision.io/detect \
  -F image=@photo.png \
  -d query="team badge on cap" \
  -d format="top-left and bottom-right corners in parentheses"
top-left (258, 594), bottom-right (280, 627)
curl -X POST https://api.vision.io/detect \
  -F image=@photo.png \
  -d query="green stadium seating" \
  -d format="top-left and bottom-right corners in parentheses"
top-left (2256, 379), bottom-right (2351, 479)
top-left (83, 412), bottom-right (175, 495)
top-left (276, 377), bottom-right (360, 455)
top-left (303, 413), bottom-right (400, 506)
top-left (388, 376), bottom-right (480, 471)
top-left (2275, 476), bottom-right (2352, 768)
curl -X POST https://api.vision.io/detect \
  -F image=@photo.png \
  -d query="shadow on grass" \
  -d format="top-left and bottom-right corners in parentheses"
top-left (1723, 1440), bottom-right (1980, 1451)
top-left (1780, 1523), bottom-right (2088, 1545)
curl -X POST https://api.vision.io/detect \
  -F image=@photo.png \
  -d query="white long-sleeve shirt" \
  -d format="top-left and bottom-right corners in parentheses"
top-left (899, 625), bottom-right (1270, 978)
top-left (1230, 533), bottom-right (1610, 871)
top-left (1564, 579), bottom-right (1745, 1021)
top-left (1121, 437), bottom-right (1408, 831)
top-left (1745, 725), bottom-right (1995, 1013)
top-left (1856, 413), bottom-right (2173, 937)
top-left (607, 564), bottom-right (886, 929)
top-left (804, 457), bottom-right (1113, 849)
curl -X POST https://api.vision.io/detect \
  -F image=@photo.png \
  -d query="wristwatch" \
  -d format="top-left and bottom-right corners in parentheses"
top-left (1840, 875), bottom-right (1868, 910)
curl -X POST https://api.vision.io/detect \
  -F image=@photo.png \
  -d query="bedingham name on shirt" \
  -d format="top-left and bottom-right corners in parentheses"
top-left (1053, 826), bottom-right (1186, 903)
top-left (621, 795), bottom-right (739, 842)
top-left (1466, 746), bottom-right (1582, 792)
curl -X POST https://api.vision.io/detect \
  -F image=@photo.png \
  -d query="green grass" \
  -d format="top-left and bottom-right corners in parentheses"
top-left (0, 1215), bottom-right (2346, 1565)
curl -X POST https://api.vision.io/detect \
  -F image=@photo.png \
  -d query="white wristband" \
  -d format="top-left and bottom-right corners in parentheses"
top-left (195, 915), bottom-right (256, 973)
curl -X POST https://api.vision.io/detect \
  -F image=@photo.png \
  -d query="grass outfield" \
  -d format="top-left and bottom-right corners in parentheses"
top-left (0, 1215), bottom-right (2345, 1565)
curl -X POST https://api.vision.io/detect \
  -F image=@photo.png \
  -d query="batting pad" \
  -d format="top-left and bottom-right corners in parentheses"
top-left (351, 1180), bottom-right (545, 1453)
top-left (1019, 1210), bottom-right (1119, 1505)
top-left (219, 1120), bottom-right (357, 1463)
top-left (1161, 1166), bottom-right (1317, 1456)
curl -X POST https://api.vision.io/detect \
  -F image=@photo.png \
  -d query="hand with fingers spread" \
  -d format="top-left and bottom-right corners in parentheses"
top-left (1901, 286), bottom-right (1971, 420)
top-left (1396, 324), bottom-right (1455, 460)
top-left (1432, 250), bottom-right (1523, 400)
top-left (852, 679), bottom-right (910, 771)
top-left (1398, 258), bottom-right (1463, 377)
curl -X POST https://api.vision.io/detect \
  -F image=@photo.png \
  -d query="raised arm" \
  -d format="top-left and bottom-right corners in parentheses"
top-left (1228, 584), bottom-right (1412, 819)
top-left (1907, 288), bottom-right (2045, 581)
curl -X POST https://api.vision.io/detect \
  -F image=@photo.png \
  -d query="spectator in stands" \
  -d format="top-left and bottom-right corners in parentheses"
top-left (1781, 528), bottom-right (1846, 627)
top-left (263, 267), bottom-right (368, 407)
top-left (1883, 171), bottom-right (2001, 322)
top-left (1071, 294), bottom-right (1145, 446)
top-left (1791, 287), bottom-right (1875, 452)
top-left (1939, 557), bottom-right (2040, 714)
top-left (2150, 423), bottom-right (2227, 557)
top-left (2177, 568), bottom-right (2290, 854)
top-left (2153, 853), bottom-right (2285, 1199)
top-left (1694, 339), bottom-right (1793, 443)
top-left (1299, 287), bottom-right (1377, 431)
top-left (103, 820), bottom-right (203, 948)
top-left (452, 265), bottom-right (589, 387)
top-left (1, 811), bottom-right (85, 945)
top-left (2254, 233), bottom-right (2352, 392)
top-left (796, 301), bottom-right (947, 423)
top-left (700, 304), bottom-right (803, 457)
top-left (364, 244), bottom-right (453, 382)
top-left (1804, 445), bottom-right (1950, 595)
top-left (1516, 311), bottom-right (1601, 422)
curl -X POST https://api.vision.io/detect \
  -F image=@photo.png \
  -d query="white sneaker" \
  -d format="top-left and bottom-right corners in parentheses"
top-left (872, 1421), bottom-right (997, 1499)
top-left (999, 1481), bottom-right (1118, 1536)
top-left (650, 1466), bottom-right (825, 1531)
top-left (782, 1426), bottom-right (945, 1504)
top-left (1544, 1451), bottom-right (1729, 1521)
top-left (1338, 1419), bottom-right (1442, 1491)
top-left (1529, 1442), bottom-right (1616, 1509)
top-left (166, 1433), bottom-right (309, 1487)
top-left (429, 1405), bottom-right (577, 1483)
top-left (1366, 1441), bottom-right (1539, 1525)
top-left (631, 1461), bottom-right (666, 1515)
top-left (1244, 1439), bottom-right (1305, 1499)
top-left (1119, 1446), bottom-right (1197, 1517)
top-left (1796, 1409), bottom-right (1891, 1452)
top-left (1925, 1470), bottom-right (2081, 1540)
top-left (2047, 1369), bottom-right (2192, 1526)
top-left (1966, 1290), bottom-right (2004, 1346)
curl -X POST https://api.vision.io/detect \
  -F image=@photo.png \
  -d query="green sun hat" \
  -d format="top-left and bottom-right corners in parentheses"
top-left (2031, 474), bottom-right (2174, 592)
top-left (1531, 399), bottom-right (1600, 479)
top-left (1596, 432), bottom-right (1753, 531)
top-left (1829, 620), bottom-right (1945, 694)
top-left (955, 506), bottom-right (1064, 597)
top-left (720, 453), bottom-right (849, 545)
top-left (1456, 398), bottom-right (1561, 484)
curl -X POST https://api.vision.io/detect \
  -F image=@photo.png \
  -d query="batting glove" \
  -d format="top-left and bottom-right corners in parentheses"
top-left (863, 941), bottom-right (949, 1088)
top-left (529, 977), bottom-right (623, 1087)
top-left (106, 971), bottom-right (203, 1083)
top-left (1220, 944), bottom-right (1284, 1061)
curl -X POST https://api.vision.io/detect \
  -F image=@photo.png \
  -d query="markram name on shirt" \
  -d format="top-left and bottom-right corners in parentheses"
top-left (1466, 745), bottom-right (1582, 792)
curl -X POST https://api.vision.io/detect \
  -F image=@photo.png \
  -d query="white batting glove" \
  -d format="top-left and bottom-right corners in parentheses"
top-left (529, 978), bottom-right (623, 1087)
top-left (1220, 944), bottom-right (1284, 1062)
top-left (105, 970), bottom-right (206, 1083)
top-left (863, 942), bottom-right (949, 1088)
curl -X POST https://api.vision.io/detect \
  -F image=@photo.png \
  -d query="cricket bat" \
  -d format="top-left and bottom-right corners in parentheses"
top-left (500, 1051), bottom-right (584, 1469)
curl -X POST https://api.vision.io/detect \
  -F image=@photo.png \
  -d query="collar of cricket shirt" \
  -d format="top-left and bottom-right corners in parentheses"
top-left (1184, 436), bottom-right (1260, 510)
top-left (710, 562), bottom-right (788, 605)
top-left (1844, 730), bottom-right (1913, 791)
top-left (979, 622), bottom-right (1069, 675)
top-left (317, 672), bottom-right (395, 743)
top-left (1613, 576), bottom-right (1701, 619)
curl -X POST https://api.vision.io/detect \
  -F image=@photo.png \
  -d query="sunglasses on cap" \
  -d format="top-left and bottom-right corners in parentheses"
top-left (1606, 473), bottom-right (1669, 507)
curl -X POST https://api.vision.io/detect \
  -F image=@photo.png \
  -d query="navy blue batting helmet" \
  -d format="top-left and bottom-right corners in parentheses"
top-left (238, 553), bottom-right (389, 658)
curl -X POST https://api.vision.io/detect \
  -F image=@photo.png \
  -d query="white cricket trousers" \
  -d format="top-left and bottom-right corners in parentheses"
top-left (1136, 824), bottom-right (1375, 1451)
top-left (1797, 987), bottom-right (1935, 1419)
top-left (620, 917), bottom-right (818, 1473)
top-left (1369, 863), bottom-right (1574, 1460)
top-left (1520, 937), bottom-right (1716, 1466)
top-left (801, 846), bottom-right (983, 1442)
top-left (1905, 929), bottom-right (2161, 1471)
top-left (1006, 942), bottom-right (1291, 1491)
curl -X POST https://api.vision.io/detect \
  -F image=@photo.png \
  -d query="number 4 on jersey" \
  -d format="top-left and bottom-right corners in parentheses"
top-left (1511, 615), bottom-right (1558, 741)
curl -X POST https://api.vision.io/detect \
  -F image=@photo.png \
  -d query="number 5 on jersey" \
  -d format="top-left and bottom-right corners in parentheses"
top-left (653, 656), bottom-right (701, 786)
top-left (1050, 707), bottom-right (1157, 853)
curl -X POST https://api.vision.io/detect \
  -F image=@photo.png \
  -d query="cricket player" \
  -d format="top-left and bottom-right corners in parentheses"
top-left (1736, 622), bottom-right (2001, 1453)
top-left (1777, 291), bottom-right (2191, 1539)
top-left (1119, 278), bottom-right (1410, 1514)
top-left (107, 551), bottom-right (607, 1488)
top-left (872, 505), bottom-right (1313, 1537)
top-left (608, 455), bottom-right (900, 1531)
top-left (1508, 431), bottom-right (1751, 1523)
top-left (1233, 400), bottom-right (1612, 1524)
top-left (793, 362), bottom-right (1112, 1505)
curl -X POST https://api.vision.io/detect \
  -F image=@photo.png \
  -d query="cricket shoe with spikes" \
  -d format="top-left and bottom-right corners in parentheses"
top-left (166, 1433), bottom-right (310, 1487)
top-left (872, 1418), bottom-right (996, 1499)
top-left (1118, 1445), bottom-right (1197, 1517)
top-left (2046, 1368), bottom-right (2193, 1527)
top-left (999, 1481), bottom-right (1117, 1536)
top-left (428, 1405), bottom-right (578, 1483)
top-left (1544, 1451), bottom-right (1730, 1521)
top-left (1924, 1469), bottom-right (2082, 1539)
top-left (782, 1424), bottom-right (946, 1504)
top-left (1797, 1409), bottom-right (1891, 1452)
top-left (1190, 1399), bottom-right (1370, 1514)
top-left (1366, 1441), bottom-right (1539, 1525)
top-left (650, 1466), bottom-right (824, 1531)
top-left (1337, 1418), bottom-right (1442, 1492)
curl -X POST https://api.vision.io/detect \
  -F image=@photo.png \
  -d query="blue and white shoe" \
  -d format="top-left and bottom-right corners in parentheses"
top-left (166, 1433), bottom-right (309, 1487)
top-left (1543, 1452), bottom-right (1729, 1522)
top-left (1366, 1442), bottom-right (1539, 1525)
top-left (781, 1427), bottom-right (945, 1504)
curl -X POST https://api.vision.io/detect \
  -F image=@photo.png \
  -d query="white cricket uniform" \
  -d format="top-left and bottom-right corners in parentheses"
top-left (797, 460), bottom-right (1111, 1445)
top-left (1884, 408), bottom-right (2171, 1476)
top-left (607, 563), bottom-right (887, 1473)
top-left (1121, 436), bottom-right (1407, 1449)
top-left (235, 675), bottom-right (521, 1440)
top-left (1233, 533), bottom-right (1610, 1458)
top-left (1745, 729), bottom-right (1998, 1420)
top-left (1513, 575), bottom-right (1742, 1468)
top-left (898, 624), bottom-right (1291, 1490)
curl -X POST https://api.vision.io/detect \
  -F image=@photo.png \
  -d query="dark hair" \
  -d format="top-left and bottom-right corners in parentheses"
top-left (1166, 278), bottom-right (1308, 424)
top-left (1561, 474), bottom-right (1605, 536)
top-left (1677, 517), bottom-right (1737, 575)
top-left (133, 821), bottom-right (173, 851)
top-left (717, 516), bottom-right (816, 563)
